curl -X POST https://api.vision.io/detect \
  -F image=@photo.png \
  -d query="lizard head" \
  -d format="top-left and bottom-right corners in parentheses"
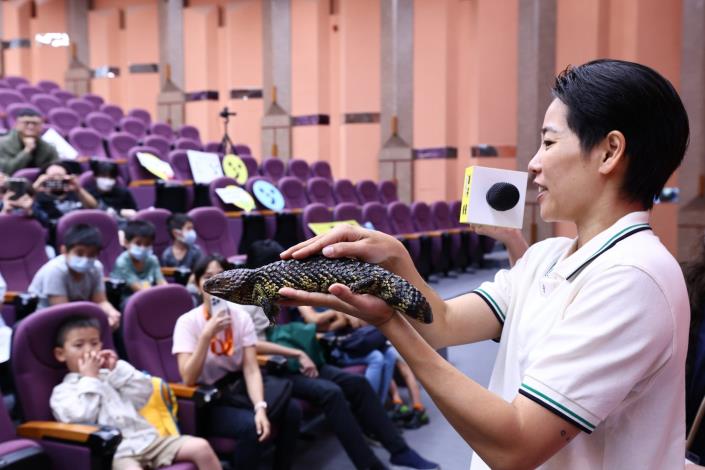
top-left (203, 268), bottom-right (257, 304)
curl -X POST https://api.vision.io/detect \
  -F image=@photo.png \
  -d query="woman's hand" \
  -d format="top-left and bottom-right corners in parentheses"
top-left (280, 225), bottom-right (408, 272)
top-left (202, 310), bottom-right (231, 341)
top-left (279, 283), bottom-right (397, 328)
top-left (298, 352), bottom-right (319, 378)
top-left (254, 409), bottom-right (271, 442)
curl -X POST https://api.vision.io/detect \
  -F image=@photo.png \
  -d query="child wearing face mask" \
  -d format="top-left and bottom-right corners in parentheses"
top-left (29, 223), bottom-right (121, 329)
top-left (111, 220), bottom-right (167, 297)
top-left (87, 160), bottom-right (138, 228)
top-left (161, 213), bottom-right (203, 271)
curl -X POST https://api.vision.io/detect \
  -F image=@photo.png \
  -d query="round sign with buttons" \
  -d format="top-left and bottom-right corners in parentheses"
top-left (222, 154), bottom-right (249, 185)
top-left (252, 179), bottom-right (285, 211)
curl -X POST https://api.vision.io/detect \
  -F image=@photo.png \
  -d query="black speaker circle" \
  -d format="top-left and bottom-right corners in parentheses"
top-left (486, 182), bottom-right (520, 211)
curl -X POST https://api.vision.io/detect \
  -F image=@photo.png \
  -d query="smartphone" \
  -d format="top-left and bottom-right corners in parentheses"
top-left (210, 296), bottom-right (228, 317)
top-left (7, 178), bottom-right (28, 200)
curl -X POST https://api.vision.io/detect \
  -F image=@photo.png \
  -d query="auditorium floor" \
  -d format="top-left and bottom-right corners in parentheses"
top-left (281, 267), bottom-right (501, 470)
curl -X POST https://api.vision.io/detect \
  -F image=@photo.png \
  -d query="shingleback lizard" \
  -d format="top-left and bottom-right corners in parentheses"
top-left (202, 255), bottom-right (433, 325)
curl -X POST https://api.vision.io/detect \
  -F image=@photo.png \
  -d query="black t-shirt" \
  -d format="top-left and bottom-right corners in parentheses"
top-left (34, 191), bottom-right (82, 223)
top-left (88, 186), bottom-right (137, 213)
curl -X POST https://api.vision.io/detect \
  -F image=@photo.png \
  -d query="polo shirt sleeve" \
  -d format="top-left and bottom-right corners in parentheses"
top-left (519, 265), bottom-right (673, 434)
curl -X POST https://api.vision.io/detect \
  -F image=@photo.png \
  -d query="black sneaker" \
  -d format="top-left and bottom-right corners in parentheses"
top-left (403, 409), bottom-right (430, 429)
top-left (390, 403), bottom-right (414, 424)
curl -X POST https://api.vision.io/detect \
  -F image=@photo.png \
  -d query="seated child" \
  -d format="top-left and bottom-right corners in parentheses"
top-left (50, 315), bottom-right (221, 470)
top-left (111, 220), bottom-right (166, 295)
top-left (161, 213), bottom-right (203, 271)
top-left (29, 223), bottom-right (121, 329)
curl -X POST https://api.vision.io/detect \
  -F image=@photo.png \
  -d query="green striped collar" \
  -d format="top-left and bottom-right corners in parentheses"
top-left (550, 212), bottom-right (651, 281)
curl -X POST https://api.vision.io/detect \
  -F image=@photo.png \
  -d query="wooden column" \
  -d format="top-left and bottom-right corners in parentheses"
top-left (516, 0), bottom-right (556, 244)
top-left (157, 0), bottom-right (185, 128)
top-left (678, 0), bottom-right (705, 260)
top-left (379, 0), bottom-right (413, 203)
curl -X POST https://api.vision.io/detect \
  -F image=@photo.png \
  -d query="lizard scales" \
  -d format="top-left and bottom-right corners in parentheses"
top-left (203, 255), bottom-right (433, 324)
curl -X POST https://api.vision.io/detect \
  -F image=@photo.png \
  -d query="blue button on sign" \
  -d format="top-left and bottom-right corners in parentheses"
top-left (252, 180), bottom-right (285, 211)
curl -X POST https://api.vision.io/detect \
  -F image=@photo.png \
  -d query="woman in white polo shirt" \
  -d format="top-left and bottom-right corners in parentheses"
top-left (278, 59), bottom-right (691, 470)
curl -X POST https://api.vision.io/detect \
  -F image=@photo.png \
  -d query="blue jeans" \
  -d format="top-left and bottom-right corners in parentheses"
top-left (337, 346), bottom-right (398, 402)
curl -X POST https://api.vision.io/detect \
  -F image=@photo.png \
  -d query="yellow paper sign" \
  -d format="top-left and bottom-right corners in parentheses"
top-left (222, 154), bottom-right (249, 185)
top-left (459, 166), bottom-right (474, 224)
top-left (136, 152), bottom-right (174, 180)
top-left (307, 219), bottom-right (360, 236)
top-left (215, 185), bottom-right (256, 212)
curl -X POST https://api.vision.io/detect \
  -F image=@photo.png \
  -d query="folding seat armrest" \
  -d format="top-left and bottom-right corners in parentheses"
top-left (160, 267), bottom-right (191, 286)
top-left (17, 421), bottom-right (121, 454)
top-left (170, 383), bottom-right (220, 406)
top-left (258, 354), bottom-right (287, 374)
top-left (3, 291), bottom-right (39, 320)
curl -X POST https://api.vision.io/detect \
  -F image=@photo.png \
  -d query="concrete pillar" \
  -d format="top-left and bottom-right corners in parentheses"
top-left (65, 0), bottom-right (91, 94)
top-left (157, 0), bottom-right (186, 127)
top-left (379, 0), bottom-right (414, 203)
top-left (516, 0), bottom-right (556, 244)
top-left (678, 0), bottom-right (705, 261)
top-left (261, 0), bottom-right (292, 161)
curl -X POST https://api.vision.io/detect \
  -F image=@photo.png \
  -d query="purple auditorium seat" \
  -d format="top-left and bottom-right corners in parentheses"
top-left (122, 284), bottom-right (237, 458)
top-left (66, 98), bottom-right (94, 120)
top-left (261, 157), bottom-right (286, 183)
top-left (17, 84), bottom-right (42, 101)
top-left (178, 124), bottom-right (201, 144)
top-left (240, 155), bottom-right (259, 178)
top-left (13, 167), bottom-right (40, 182)
top-left (173, 137), bottom-right (202, 151)
top-left (0, 89), bottom-right (25, 111)
top-left (378, 180), bottom-right (398, 204)
top-left (0, 79), bottom-right (8, 89)
top-left (233, 143), bottom-right (252, 156)
top-left (244, 176), bottom-right (277, 238)
top-left (278, 176), bottom-right (309, 209)
top-left (10, 302), bottom-right (123, 470)
top-left (408, 201), bottom-right (446, 274)
top-left (302, 203), bottom-right (333, 239)
top-left (449, 199), bottom-right (482, 265)
top-left (127, 146), bottom-right (162, 209)
top-left (100, 103), bottom-right (124, 123)
top-left (82, 93), bottom-right (104, 109)
top-left (0, 389), bottom-right (49, 467)
top-left (50, 88), bottom-right (75, 104)
top-left (5, 103), bottom-right (42, 128)
top-left (119, 116), bottom-right (147, 140)
top-left (4, 76), bottom-right (28, 88)
top-left (203, 141), bottom-right (222, 153)
top-left (208, 176), bottom-right (242, 211)
top-left (310, 160), bottom-right (333, 181)
top-left (127, 145), bottom-right (162, 181)
top-left (128, 108), bottom-right (151, 126)
top-left (188, 206), bottom-right (242, 262)
top-left (0, 215), bottom-right (48, 291)
top-left (68, 127), bottom-right (107, 158)
top-left (150, 122), bottom-right (175, 140)
top-left (36, 80), bottom-right (60, 93)
top-left (333, 202), bottom-right (362, 224)
top-left (55, 210), bottom-right (122, 275)
top-left (143, 134), bottom-right (171, 160)
top-left (84, 111), bottom-right (116, 136)
top-left (287, 159), bottom-right (311, 182)
top-left (431, 200), bottom-right (467, 270)
top-left (31, 93), bottom-right (62, 115)
top-left (334, 179), bottom-right (361, 204)
top-left (356, 179), bottom-right (381, 204)
top-left (47, 107), bottom-right (80, 137)
top-left (134, 208), bottom-right (172, 257)
top-left (306, 177), bottom-right (337, 207)
top-left (107, 131), bottom-right (138, 159)
top-left (168, 150), bottom-right (192, 180)
top-left (363, 202), bottom-right (423, 268)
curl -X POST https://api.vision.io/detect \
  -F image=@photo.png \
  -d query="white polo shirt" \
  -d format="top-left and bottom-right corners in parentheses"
top-left (470, 212), bottom-right (688, 470)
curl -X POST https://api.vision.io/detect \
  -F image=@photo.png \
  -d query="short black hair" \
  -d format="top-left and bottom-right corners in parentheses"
top-left (64, 223), bottom-right (103, 251)
top-left (54, 315), bottom-right (101, 348)
top-left (193, 253), bottom-right (233, 284)
top-left (246, 239), bottom-right (284, 269)
top-left (166, 213), bottom-right (193, 239)
top-left (124, 219), bottom-right (156, 242)
top-left (40, 159), bottom-right (81, 176)
top-left (552, 59), bottom-right (689, 210)
top-left (90, 159), bottom-right (119, 179)
top-left (16, 108), bottom-right (42, 119)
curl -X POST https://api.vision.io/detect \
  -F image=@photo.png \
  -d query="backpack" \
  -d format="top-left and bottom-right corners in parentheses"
top-left (266, 322), bottom-right (327, 373)
top-left (329, 325), bottom-right (388, 358)
top-left (139, 376), bottom-right (180, 437)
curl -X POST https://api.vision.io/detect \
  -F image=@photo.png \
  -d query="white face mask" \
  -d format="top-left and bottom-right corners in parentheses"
top-left (67, 255), bottom-right (95, 273)
top-left (179, 229), bottom-right (197, 246)
top-left (96, 177), bottom-right (116, 192)
top-left (129, 245), bottom-right (153, 261)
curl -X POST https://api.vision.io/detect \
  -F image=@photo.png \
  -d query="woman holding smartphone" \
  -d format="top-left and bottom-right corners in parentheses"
top-left (172, 254), bottom-right (301, 470)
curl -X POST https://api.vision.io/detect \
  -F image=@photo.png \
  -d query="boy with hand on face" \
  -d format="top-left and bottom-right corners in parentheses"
top-left (29, 223), bottom-right (121, 330)
top-left (51, 315), bottom-right (221, 470)
top-left (161, 213), bottom-right (203, 271)
top-left (111, 220), bottom-right (166, 294)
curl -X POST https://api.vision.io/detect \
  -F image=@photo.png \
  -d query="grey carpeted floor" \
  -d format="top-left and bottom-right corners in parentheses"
top-left (287, 268), bottom-right (501, 470)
